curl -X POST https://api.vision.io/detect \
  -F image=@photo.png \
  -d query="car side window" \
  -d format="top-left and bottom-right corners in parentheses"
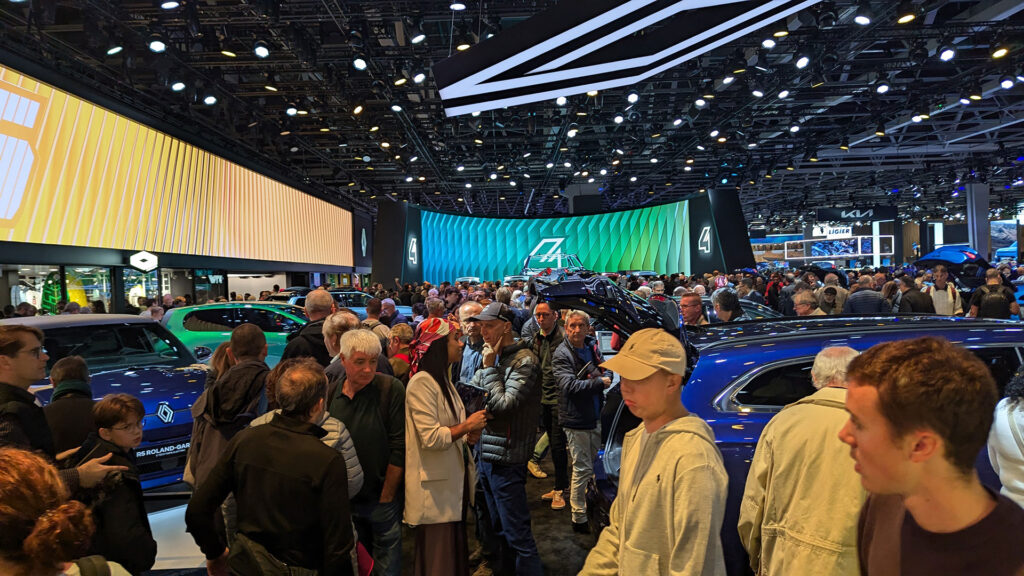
top-left (734, 361), bottom-right (817, 408)
top-left (239, 308), bottom-right (301, 333)
top-left (968, 347), bottom-right (1022, 398)
top-left (183, 309), bottom-right (237, 332)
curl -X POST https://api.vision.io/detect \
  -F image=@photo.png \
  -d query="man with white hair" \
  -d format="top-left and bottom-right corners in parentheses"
top-left (379, 298), bottom-right (409, 327)
top-left (281, 289), bottom-right (337, 366)
top-left (328, 329), bottom-right (405, 576)
top-left (739, 346), bottom-right (864, 576)
top-left (793, 290), bottom-right (827, 317)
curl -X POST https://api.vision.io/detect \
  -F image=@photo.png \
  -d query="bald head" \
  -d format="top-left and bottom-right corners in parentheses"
top-left (459, 301), bottom-right (484, 324)
top-left (305, 289), bottom-right (336, 321)
top-left (810, 346), bottom-right (859, 389)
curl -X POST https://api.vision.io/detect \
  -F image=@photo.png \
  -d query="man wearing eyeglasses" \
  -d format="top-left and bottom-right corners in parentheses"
top-left (679, 292), bottom-right (709, 327)
top-left (0, 325), bottom-right (126, 489)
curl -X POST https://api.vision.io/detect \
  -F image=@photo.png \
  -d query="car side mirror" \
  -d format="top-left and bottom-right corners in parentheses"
top-left (193, 346), bottom-right (213, 361)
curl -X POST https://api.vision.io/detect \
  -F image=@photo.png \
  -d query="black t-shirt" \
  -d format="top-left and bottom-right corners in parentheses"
top-left (858, 489), bottom-right (1024, 576)
top-left (968, 284), bottom-right (1016, 319)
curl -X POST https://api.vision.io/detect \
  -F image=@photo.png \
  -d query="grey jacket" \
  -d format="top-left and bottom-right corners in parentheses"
top-left (470, 339), bottom-right (541, 465)
top-left (250, 409), bottom-right (364, 498)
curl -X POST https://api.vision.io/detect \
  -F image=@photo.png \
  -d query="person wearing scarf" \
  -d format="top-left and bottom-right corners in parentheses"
top-left (403, 318), bottom-right (488, 576)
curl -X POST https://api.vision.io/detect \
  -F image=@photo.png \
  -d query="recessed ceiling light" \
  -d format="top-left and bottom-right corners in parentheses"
top-left (203, 95), bottom-right (217, 105)
top-left (170, 81), bottom-right (186, 92)
top-left (221, 50), bottom-right (237, 58)
top-left (450, 2), bottom-right (467, 10)
top-left (762, 38), bottom-right (776, 49)
top-left (160, 0), bottom-right (179, 9)
top-left (413, 72), bottom-right (426, 84)
top-left (106, 45), bottom-right (124, 56)
top-left (587, 90), bottom-right (599, 97)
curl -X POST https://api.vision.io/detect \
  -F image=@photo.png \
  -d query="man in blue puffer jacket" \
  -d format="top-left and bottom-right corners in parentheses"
top-left (468, 302), bottom-right (543, 575)
top-left (553, 310), bottom-right (611, 534)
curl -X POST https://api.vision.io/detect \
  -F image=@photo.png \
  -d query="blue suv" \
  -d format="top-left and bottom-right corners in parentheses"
top-left (538, 276), bottom-right (1024, 576)
top-left (1, 315), bottom-right (209, 490)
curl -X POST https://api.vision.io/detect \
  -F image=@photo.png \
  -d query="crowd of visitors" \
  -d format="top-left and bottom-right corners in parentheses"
top-left (1, 259), bottom-right (1023, 576)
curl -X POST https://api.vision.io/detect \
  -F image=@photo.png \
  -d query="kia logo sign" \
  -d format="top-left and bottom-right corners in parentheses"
top-left (816, 206), bottom-right (896, 223)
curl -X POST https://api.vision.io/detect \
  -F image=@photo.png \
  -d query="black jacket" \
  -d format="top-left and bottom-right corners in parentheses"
top-left (185, 413), bottom-right (354, 576)
top-left (843, 289), bottom-right (893, 314)
top-left (470, 339), bottom-right (541, 465)
top-left (898, 287), bottom-right (935, 314)
top-left (529, 325), bottom-right (565, 406)
top-left (0, 381), bottom-right (56, 456)
top-left (282, 319), bottom-right (332, 366)
top-left (68, 435), bottom-right (157, 575)
top-left (44, 383), bottom-right (96, 454)
top-left (553, 336), bottom-right (606, 430)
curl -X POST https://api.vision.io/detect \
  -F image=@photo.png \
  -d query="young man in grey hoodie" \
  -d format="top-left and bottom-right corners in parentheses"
top-left (580, 328), bottom-right (727, 576)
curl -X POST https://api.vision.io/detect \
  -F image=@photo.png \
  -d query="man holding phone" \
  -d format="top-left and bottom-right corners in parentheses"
top-left (553, 310), bottom-right (611, 533)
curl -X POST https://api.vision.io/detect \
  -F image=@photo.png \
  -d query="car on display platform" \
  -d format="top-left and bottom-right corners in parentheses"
top-left (521, 252), bottom-right (589, 277)
top-left (162, 302), bottom-right (308, 367)
top-left (455, 276), bottom-right (482, 284)
top-left (503, 274), bottom-right (531, 285)
top-left (535, 275), bottom-right (1023, 576)
top-left (995, 241), bottom-right (1018, 262)
top-left (0, 315), bottom-right (210, 491)
top-left (267, 289), bottom-right (414, 321)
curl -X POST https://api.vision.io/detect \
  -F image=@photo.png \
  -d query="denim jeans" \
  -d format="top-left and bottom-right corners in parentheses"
top-left (478, 459), bottom-right (544, 575)
top-left (565, 425), bottom-right (601, 525)
top-left (352, 500), bottom-right (402, 576)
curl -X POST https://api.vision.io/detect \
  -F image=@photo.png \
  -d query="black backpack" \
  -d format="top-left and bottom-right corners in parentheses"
top-left (75, 556), bottom-right (111, 576)
top-left (976, 285), bottom-right (1012, 319)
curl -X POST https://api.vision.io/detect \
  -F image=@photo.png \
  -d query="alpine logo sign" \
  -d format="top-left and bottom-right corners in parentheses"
top-left (815, 206), bottom-right (897, 223)
top-left (434, 0), bottom-right (822, 117)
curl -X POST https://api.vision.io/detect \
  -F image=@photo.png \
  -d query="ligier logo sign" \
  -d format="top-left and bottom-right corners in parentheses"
top-left (0, 84), bottom-right (44, 226)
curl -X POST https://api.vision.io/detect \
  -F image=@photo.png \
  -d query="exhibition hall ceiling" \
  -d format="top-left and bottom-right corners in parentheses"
top-left (1, 0), bottom-right (1023, 229)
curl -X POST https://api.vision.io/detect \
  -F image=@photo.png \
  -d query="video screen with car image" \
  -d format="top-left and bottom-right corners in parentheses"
top-left (784, 235), bottom-right (894, 261)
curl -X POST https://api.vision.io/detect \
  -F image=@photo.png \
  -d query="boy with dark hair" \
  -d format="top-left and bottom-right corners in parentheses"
top-left (840, 337), bottom-right (1024, 576)
top-left (68, 393), bottom-right (157, 575)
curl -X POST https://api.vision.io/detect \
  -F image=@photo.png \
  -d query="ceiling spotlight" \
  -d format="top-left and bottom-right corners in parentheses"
top-left (959, 92), bottom-right (971, 105)
top-left (786, 161), bottom-right (795, 171)
top-left (722, 76), bottom-right (735, 85)
top-left (839, 136), bottom-right (849, 150)
top-left (695, 98), bottom-right (707, 107)
top-left (545, 162), bottom-right (554, 169)
top-left (170, 81), bottom-right (186, 92)
top-left (413, 72), bottom-right (426, 84)
top-left (286, 106), bottom-right (298, 116)
top-left (254, 40), bottom-right (270, 59)
top-left (968, 83), bottom-right (983, 100)
top-left (567, 125), bottom-right (579, 138)
top-left (203, 95), bottom-right (217, 106)
top-left (450, 2), bottom-right (467, 10)
top-left (563, 161), bottom-right (572, 168)
top-left (411, 30), bottom-right (427, 44)
top-left (391, 103), bottom-right (403, 112)
top-left (915, 105), bottom-right (930, 120)
top-left (795, 52), bottom-right (811, 69)
top-left (353, 105), bottom-right (364, 115)
top-left (853, 0), bottom-right (874, 25)
top-left (264, 85), bottom-right (278, 92)
top-left (650, 158), bottom-right (658, 163)
top-left (147, 34), bottom-right (167, 53)
top-left (221, 49), bottom-right (237, 58)
top-left (991, 40), bottom-right (1009, 59)
top-left (710, 129), bottom-right (720, 137)
top-left (778, 89), bottom-right (790, 98)
top-left (627, 92), bottom-right (639, 103)
top-left (587, 90), bottom-right (599, 97)
top-left (751, 84), bottom-right (764, 98)
top-left (762, 38), bottom-right (777, 49)
top-left (938, 44), bottom-right (956, 62)
top-left (456, 164), bottom-right (465, 172)
top-left (896, 1), bottom-right (916, 24)
top-left (490, 172), bottom-right (498, 180)
top-left (160, 0), bottom-right (180, 9)
top-left (911, 114), bottom-right (923, 123)
top-left (353, 56), bottom-right (368, 70)
top-left (1001, 75), bottom-right (1015, 89)
top-left (789, 124), bottom-right (800, 133)
top-left (875, 121), bottom-right (886, 137)
top-left (456, 40), bottom-right (471, 51)
top-left (614, 114), bottom-right (624, 124)
top-left (875, 79), bottom-right (890, 94)
top-left (772, 24), bottom-right (789, 38)
top-left (106, 45), bottom-right (124, 56)
top-left (555, 96), bottom-right (567, 106)
top-left (394, 77), bottom-right (407, 86)
top-left (629, 176), bottom-right (638, 182)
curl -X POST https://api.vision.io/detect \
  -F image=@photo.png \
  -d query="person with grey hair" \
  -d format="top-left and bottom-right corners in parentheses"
top-left (328, 329), bottom-right (405, 576)
top-left (672, 286), bottom-right (688, 297)
top-left (425, 297), bottom-right (446, 319)
top-left (323, 311), bottom-right (393, 400)
top-left (842, 276), bottom-right (892, 314)
top-left (282, 288), bottom-right (337, 366)
top-left (650, 281), bottom-right (665, 294)
top-left (635, 285), bottom-right (653, 300)
top-left (739, 346), bottom-right (863, 576)
top-left (380, 298), bottom-right (409, 327)
top-left (793, 290), bottom-right (826, 317)
top-left (553, 310), bottom-right (611, 533)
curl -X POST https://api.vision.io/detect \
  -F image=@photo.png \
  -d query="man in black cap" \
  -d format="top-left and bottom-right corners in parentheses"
top-left (467, 302), bottom-right (544, 575)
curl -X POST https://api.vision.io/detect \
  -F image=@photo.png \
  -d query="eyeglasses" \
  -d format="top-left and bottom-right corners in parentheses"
top-left (18, 346), bottom-right (46, 358)
top-left (112, 421), bottom-right (144, 432)
top-left (680, 303), bottom-right (702, 308)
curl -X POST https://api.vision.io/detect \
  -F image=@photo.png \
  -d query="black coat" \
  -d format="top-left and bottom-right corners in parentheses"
top-left (68, 435), bottom-right (157, 575)
top-left (185, 414), bottom-right (355, 576)
top-left (470, 339), bottom-right (541, 465)
top-left (553, 336), bottom-right (606, 430)
top-left (898, 287), bottom-right (935, 314)
top-left (281, 319), bottom-right (332, 366)
top-left (44, 388), bottom-right (96, 454)
top-left (0, 381), bottom-right (56, 456)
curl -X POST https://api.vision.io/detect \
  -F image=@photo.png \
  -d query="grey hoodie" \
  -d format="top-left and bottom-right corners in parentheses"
top-left (581, 414), bottom-right (728, 576)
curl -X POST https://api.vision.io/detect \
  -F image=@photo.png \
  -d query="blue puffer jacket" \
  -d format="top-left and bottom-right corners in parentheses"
top-left (553, 336), bottom-right (605, 430)
top-left (470, 339), bottom-right (541, 465)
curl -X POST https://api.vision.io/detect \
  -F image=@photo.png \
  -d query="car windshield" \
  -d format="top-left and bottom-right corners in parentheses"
top-left (43, 323), bottom-right (195, 373)
top-left (525, 253), bottom-right (583, 271)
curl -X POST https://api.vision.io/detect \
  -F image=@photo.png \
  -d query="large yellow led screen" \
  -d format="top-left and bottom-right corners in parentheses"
top-left (0, 66), bottom-right (353, 268)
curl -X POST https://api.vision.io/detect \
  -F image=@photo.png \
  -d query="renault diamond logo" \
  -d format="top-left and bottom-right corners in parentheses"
top-left (156, 401), bottom-right (174, 424)
top-left (129, 250), bottom-right (159, 272)
top-left (360, 228), bottom-right (368, 258)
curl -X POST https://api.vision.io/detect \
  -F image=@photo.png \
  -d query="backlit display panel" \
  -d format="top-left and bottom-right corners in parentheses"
top-left (421, 201), bottom-right (689, 282)
top-left (0, 66), bottom-right (353, 268)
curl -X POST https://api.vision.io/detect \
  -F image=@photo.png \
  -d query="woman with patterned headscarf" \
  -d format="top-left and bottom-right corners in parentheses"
top-left (403, 317), bottom-right (488, 576)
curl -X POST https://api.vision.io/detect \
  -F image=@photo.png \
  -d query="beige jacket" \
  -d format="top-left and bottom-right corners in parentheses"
top-left (403, 371), bottom-right (474, 526)
top-left (581, 415), bottom-right (728, 576)
top-left (738, 387), bottom-right (866, 576)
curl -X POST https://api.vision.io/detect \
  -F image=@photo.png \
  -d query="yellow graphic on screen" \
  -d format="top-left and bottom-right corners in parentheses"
top-left (0, 66), bottom-right (354, 268)
top-left (0, 80), bottom-right (44, 227)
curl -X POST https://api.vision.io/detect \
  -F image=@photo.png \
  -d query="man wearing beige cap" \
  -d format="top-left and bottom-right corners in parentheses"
top-left (581, 328), bottom-right (727, 576)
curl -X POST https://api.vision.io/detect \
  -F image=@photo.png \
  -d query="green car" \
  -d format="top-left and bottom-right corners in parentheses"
top-left (162, 302), bottom-right (308, 367)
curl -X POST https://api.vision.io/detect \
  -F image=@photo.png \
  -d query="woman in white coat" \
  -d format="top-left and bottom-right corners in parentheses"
top-left (988, 371), bottom-right (1024, 508)
top-left (404, 317), bottom-right (488, 576)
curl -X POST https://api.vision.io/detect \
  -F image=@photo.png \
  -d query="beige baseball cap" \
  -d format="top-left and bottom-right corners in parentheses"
top-left (600, 328), bottom-right (687, 380)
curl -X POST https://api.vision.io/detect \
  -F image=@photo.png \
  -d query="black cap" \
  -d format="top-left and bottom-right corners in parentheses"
top-left (468, 302), bottom-right (515, 323)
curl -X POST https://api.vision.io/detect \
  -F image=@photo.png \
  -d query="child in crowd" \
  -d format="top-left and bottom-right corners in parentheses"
top-left (67, 394), bottom-right (157, 576)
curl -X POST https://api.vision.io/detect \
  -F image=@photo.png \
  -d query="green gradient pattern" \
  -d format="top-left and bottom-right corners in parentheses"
top-left (422, 201), bottom-right (689, 283)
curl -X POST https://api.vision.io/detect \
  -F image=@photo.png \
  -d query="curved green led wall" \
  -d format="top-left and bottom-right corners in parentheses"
top-left (421, 201), bottom-right (690, 283)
